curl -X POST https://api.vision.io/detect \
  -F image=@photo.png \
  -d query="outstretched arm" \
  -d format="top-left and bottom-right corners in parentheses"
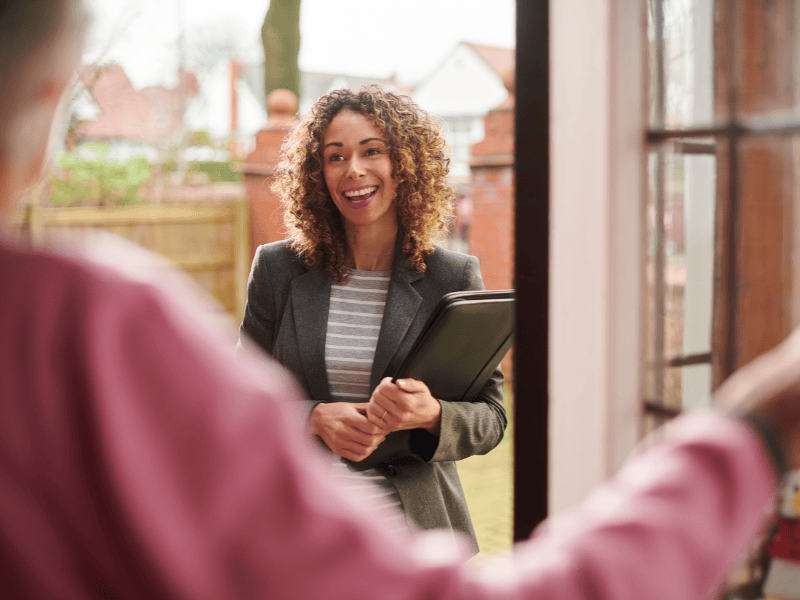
top-left (74, 256), bottom-right (794, 600)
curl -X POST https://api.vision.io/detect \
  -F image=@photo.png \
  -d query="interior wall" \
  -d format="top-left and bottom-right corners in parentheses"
top-left (549, 0), bottom-right (645, 512)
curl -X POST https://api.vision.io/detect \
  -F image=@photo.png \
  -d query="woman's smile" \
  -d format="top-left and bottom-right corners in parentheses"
top-left (343, 185), bottom-right (379, 207)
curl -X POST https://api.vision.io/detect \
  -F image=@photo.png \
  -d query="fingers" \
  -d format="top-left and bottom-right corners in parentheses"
top-left (366, 377), bottom-right (441, 433)
top-left (311, 402), bottom-right (387, 461)
top-left (394, 378), bottom-right (427, 393)
top-left (353, 405), bottom-right (388, 434)
top-left (365, 377), bottom-right (397, 427)
top-left (365, 397), bottom-right (394, 429)
top-left (337, 435), bottom-right (386, 462)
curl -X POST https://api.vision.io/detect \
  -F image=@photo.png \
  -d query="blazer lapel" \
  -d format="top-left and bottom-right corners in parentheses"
top-left (370, 249), bottom-right (423, 390)
top-left (291, 266), bottom-right (332, 401)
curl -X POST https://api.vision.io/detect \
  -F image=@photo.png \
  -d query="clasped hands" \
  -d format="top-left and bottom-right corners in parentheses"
top-left (311, 377), bottom-right (442, 463)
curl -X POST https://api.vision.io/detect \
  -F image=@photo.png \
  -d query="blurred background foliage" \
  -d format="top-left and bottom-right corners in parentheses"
top-left (50, 142), bottom-right (151, 206)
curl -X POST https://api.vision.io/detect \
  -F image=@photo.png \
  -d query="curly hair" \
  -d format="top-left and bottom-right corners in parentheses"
top-left (272, 86), bottom-right (455, 283)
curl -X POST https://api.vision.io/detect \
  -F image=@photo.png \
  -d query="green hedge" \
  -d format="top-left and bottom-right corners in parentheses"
top-left (190, 160), bottom-right (242, 183)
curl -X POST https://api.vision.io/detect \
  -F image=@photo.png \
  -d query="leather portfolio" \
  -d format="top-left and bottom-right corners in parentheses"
top-left (347, 289), bottom-right (515, 471)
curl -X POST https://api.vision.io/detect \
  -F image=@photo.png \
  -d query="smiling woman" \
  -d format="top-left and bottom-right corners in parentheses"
top-left (321, 109), bottom-right (398, 267)
top-left (238, 86), bottom-right (507, 554)
top-left (274, 87), bottom-right (455, 283)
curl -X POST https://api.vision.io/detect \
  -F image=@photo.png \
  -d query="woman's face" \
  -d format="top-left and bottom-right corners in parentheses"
top-left (321, 109), bottom-right (398, 239)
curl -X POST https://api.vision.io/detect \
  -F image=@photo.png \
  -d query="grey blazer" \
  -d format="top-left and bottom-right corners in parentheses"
top-left (238, 239), bottom-right (507, 554)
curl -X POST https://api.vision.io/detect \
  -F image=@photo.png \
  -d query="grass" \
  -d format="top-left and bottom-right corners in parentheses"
top-left (457, 386), bottom-right (514, 555)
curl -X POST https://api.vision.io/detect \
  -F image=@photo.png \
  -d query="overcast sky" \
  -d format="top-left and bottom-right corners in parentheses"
top-left (83, 0), bottom-right (516, 89)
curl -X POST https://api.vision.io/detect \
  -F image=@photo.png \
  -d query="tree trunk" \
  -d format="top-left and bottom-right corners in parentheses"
top-left (261, 0), bottom-right (301, 100)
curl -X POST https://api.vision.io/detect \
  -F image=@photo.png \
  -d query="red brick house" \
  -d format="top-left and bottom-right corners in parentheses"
top-left (72, 63), bottom-right (198, 160)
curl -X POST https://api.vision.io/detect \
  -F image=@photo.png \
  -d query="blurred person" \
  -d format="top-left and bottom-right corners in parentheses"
top-left (0, 0), bottom-right (797, 599)
top-left (237, 87), bottom-right (506, 552)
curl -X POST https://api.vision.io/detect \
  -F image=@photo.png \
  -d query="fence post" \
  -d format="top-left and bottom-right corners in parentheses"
top-left (232, 198), bottom-right (250, 321)
top-left (26, 204), bottom-right (44, 244)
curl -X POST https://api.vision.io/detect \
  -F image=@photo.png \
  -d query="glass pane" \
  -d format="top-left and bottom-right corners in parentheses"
top-left (645, 140), bottom-right (718, 405)
top-left (735, 0), bottom-right (800, 122)
top-left (665, 364), bottom-right (712, 411)
top-left (648, 0), bottom-right (718, 128)
top-left (731, 136), bottom-right (798, 366)
top-left (667, 147), bottom-right (716, 358)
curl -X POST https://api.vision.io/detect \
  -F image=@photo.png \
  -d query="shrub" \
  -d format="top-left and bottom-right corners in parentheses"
top-left (189, 160), bottom-right (242, 183)
top-left (50, 142), bottom-right (151, 206)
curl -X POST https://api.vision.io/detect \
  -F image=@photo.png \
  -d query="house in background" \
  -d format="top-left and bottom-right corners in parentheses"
top-left (140, 69), bottom-right (199, 149)
top-left (184, 60), bottom-right (267, 157)
top-left (68, 41), bottom-right (513, 174)
top-left (71, 64), bottom-right (199, 162)
top-left (239, 40), bottom-right (512, 177)
top-left (412, 42), bottom-right (513, 181)
top-left (237, 63), bottom-right (407, 116)
top-left (298, 71), bottom-right (411, 114)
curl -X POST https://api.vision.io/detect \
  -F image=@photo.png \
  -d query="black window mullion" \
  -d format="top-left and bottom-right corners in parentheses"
top-left (661, 352), bottom-right (714, 368)
top-left (647, 119), bottom-right (800, 143)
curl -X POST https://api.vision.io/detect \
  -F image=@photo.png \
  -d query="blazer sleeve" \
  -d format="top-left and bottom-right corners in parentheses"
top-left (425, 255), bottom-right (508, 463)
top-left (239, 246), bottom-right (277, 355)
top-left (238, 246), bottom-right (322, 421)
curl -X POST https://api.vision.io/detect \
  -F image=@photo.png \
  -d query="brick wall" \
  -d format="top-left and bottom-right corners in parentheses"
top-left (469, 95), bottom-right (515, 290)
top-left (469, 89), bottom-right (515, 375)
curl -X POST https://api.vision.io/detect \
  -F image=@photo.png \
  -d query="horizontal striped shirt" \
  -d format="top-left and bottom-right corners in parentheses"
top-left (325, 269), bottom-right (407, 534)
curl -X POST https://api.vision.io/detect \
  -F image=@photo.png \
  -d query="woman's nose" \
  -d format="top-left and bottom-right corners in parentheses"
top-left (346, 155), bottom-right (366, 178)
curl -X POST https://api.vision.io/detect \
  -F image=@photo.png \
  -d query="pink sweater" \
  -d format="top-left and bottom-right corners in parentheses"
top-left (0, 237), bottom-right (777, 599)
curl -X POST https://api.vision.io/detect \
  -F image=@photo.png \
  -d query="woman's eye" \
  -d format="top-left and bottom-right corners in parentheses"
top-left (328, 154), bottom-right (344, 162)
top-left (364, 147), bottom-right (380, 156)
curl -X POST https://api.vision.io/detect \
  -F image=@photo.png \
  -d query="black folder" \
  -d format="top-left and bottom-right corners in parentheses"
top-left (392, 289), bottom-right (515, 402)
top-left (347, 289), bottom-right (515, 471)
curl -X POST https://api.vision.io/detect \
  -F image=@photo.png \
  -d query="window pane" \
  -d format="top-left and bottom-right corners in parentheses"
top-left (645, 140), bottom-right (717, 405)
top-left (729, 135), bottom-right (798, 366)
top-left (666, 364), bottom-right (712, 411)
top-left (736, 0), bottom-right (800, 121)
top-left (669, 147), bottom-right (716, 358)
top-left (648, 0), bottom-right (717, 128)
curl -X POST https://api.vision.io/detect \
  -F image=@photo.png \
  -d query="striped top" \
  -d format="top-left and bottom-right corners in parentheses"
top-left (324, 269), bottom-right (408, 534)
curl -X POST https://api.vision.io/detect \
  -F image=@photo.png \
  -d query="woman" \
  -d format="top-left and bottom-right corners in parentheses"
top-left (238, 87), bottom-right (507, 552)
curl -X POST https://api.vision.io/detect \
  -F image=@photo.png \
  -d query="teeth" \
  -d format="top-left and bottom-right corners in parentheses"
top-left (344, 186), bottom-right (377, 199)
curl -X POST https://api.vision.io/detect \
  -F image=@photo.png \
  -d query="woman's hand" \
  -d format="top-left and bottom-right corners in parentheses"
top-left (310, 402), bottom-right (387, 462)
top-left (366, 377), bottom-right (442, 436)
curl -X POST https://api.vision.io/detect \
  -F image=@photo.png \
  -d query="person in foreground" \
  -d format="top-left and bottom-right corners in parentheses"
top-left (0, 0), bottom-right (793, 598)
top-left (237, 86), bottom-right (506, 550)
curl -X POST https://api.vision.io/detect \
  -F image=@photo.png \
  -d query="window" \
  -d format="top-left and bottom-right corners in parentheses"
top-left (645, 0), bottom-right (800, 428)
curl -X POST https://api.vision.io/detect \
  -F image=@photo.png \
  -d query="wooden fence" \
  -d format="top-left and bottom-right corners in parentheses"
top-left (11, 200), bottom-right (250, 320)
